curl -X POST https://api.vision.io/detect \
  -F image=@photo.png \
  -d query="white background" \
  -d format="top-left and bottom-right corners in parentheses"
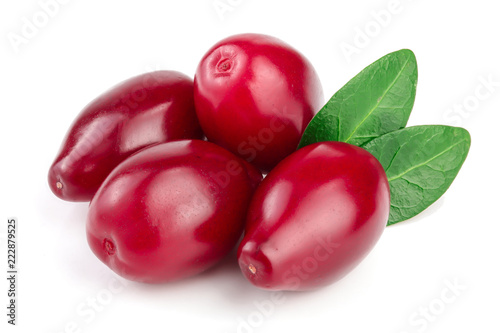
top-left (1, 1), bottom-right (499, 332)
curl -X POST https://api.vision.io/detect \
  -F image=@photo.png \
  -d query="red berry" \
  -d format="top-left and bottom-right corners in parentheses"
top-left (194, 33), bottom-right (324, 172)
top-left (48, 71), bottom-right (203, 202)
top-left (238, 141), bottom-right (390, 290)
top-left (87, 140), bottom-right (262, 283)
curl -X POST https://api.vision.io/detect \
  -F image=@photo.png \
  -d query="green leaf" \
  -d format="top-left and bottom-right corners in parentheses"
top-left (362, 125), bottom-right (471, 225)
top-left (299, 49), bottom-right (418, 148)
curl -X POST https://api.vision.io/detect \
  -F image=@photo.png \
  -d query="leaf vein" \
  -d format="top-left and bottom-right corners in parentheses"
top-left (385, 146), bottom-right (402, 172)
top-left (344, 57), bottom-right (411, 143)
top-left (387, 139), bottom-right (467, 182)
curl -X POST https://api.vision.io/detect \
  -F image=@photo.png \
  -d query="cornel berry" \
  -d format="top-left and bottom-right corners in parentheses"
top-left (48, 70), bottom-right (203, 202)
top-left (194, 33), bottom-right (324, 172)
top-left (86, 140), bottom-right (262, 283)
top-left (237, 142), bottom-right (390, 290)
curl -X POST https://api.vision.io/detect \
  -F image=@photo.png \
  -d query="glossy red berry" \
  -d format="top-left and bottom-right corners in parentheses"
top-left (87, 140), bottom-right (262, 283)
top-left (48, 71), bottom-right (203, 202)
top-left (194, 33), bottom-right (324, 172)
top-left (237, 141), bottom-right (390, 290)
